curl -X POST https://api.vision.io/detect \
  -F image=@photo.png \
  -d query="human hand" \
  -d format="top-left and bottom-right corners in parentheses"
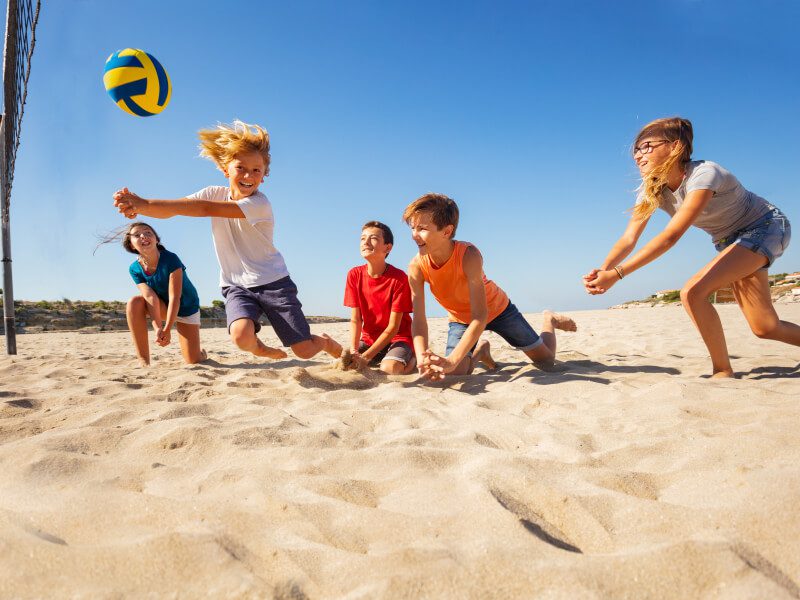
top-left (350, 351), bottom-right (369, 370)
top-left (156, 325), bottom-right (171, 347)
top-left (113, 187), bottom-right (142, 219)
top-left (584, 269), bottom-right (619, 295)
top-left (417, 349), bottom-right (452, 381)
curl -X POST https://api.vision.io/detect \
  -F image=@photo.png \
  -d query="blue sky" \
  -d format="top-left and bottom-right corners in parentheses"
top-left (4, 0), bottom-right (799, 317)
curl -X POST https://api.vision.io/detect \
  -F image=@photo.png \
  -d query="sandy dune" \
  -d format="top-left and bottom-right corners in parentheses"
top-left (1, 304), bottom-right (799, 599)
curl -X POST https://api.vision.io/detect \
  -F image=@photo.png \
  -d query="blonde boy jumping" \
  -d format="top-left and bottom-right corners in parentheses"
top-left (113, 120), bottom-right (341, 362)
top-left (405, 193), bottom-right (576, 380)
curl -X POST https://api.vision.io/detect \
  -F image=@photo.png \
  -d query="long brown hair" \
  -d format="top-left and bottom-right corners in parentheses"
top-left (633, 117), bottom-right (693, 220)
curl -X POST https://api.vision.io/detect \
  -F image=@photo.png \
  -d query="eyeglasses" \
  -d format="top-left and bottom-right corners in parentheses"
top-left (633, 140), bottom-right (669, 156)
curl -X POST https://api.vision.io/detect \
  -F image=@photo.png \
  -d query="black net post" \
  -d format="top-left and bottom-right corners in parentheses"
top-left (1, 0), bottom-right (41, 354)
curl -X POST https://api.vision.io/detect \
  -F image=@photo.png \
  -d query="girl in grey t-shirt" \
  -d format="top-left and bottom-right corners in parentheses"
top-left (583, 116), bottom-right (796, 378)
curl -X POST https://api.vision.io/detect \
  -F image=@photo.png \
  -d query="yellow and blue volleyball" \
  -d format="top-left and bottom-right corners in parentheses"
top-left (103, 48), bottom-right (171, 117)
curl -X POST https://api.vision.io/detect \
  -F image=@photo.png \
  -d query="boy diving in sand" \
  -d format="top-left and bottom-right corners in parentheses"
top-left (113, 120), bottom-right (342, 362)
top-left (404, 193), bottom-right (576, 380)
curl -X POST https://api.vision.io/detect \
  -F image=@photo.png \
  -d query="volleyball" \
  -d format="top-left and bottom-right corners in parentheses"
top-left (103, 48), bottom-right (171, 117)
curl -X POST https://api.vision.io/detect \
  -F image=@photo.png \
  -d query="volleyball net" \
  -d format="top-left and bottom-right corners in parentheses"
top-left (1, 0), bottom-right (40, 354)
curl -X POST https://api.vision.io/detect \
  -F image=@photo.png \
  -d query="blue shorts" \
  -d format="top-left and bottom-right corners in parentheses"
top-left (221, 276), bottom-right (312, 347)
top-left (445, 301), bottom-right (543, 356)
top-left (714, 206), bottom-right (791, 269)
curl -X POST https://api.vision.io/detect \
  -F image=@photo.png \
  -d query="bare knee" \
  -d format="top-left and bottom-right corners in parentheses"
top-left (127, 295), bottom-right (146, 315)
top-left (680, 280), bottom-right (711, 307)
top-left (750, 318), bottom-right (780, 340)
top-left (229, 320), bottom-right (256, 349)
top-left (380, 360), bottom-right (406, 375)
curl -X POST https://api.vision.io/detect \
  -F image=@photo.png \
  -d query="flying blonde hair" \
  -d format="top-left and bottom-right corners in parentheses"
top-left (197, 120), bottom-right (271, 176)
top-left (633, 117), bottom-right (693, 220)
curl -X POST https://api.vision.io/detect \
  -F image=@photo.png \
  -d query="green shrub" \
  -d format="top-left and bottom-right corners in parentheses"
top-left (660, 290), bottom-right (681, 303)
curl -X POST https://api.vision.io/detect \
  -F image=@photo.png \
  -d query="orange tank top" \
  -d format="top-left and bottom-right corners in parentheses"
top-left (414, 241), bottom-right (509, 324)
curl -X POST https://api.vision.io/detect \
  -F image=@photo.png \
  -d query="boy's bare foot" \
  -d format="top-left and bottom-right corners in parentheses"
top-left (253, 341), bottom-right (288, 359)
top-left (473, 339), bottom-right (497, 370)
top-left (138, 357), bottom-right (150, 368)
top-left (544, 310), bottom-right (577, 332)
top-left (198, 349), bottom-right (208, 362)
top-left (321, 333), bottom-right (343, 359)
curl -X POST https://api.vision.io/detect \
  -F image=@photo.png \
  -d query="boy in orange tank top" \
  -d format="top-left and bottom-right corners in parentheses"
top-left (404, 193), bottom-right (577, 380)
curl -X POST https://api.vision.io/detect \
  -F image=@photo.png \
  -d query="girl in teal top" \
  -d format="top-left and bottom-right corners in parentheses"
top-left (123, 221), bottom-right (206, 366)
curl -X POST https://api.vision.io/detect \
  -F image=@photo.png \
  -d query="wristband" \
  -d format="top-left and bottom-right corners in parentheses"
top-left (614, 266), bottom-right (624, 279)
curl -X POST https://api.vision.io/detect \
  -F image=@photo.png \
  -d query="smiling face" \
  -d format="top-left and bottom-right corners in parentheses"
top-left (224, 151), bottom-right (268, 199)
top-left (127, 224), bottom-right (159, 255)
top-left (633, 137), bottom-right (680, 176)
top-left (408, 211), bottom-right (454, 256)
top-left (360, 227), bottom-right (392, 262)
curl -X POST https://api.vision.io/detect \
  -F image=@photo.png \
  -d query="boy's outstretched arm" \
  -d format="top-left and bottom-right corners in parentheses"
top-left (408, 261), bottom-right (430, 371)
top-left (426, 245), bottom-right (488, 377)
top-left (113, 188), bottom-right (245, 219)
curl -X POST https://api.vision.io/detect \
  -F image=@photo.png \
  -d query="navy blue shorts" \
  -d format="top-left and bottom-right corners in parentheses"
top-left (221, 276), bottom-right (312, 347)
top-left (445, 301), bottom-right (543, 356)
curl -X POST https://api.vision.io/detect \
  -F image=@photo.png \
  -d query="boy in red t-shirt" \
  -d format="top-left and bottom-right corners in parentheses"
top-left (343, 221), bottom-right (416, 374)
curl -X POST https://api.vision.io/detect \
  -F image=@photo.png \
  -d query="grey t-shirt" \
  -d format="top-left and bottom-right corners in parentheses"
top-left (647, 160), bottom-right (772, 242)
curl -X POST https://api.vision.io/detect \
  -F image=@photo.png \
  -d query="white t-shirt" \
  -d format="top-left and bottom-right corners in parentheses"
top-left (650, 160), bottom-right (771, 241)
top-left (187, 186), bottom-right (289, 288)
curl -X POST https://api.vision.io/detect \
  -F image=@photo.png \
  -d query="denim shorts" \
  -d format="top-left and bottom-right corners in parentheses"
top-left (445, 301), bottom-right (543, 356)
top-left (221, 276), bottom-right (312, 347)
top-left (714, 206), bottom-right (791, 268)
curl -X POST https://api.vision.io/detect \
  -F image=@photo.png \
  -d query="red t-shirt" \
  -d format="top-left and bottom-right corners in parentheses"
top-left (343, 264), bottom-right (413, 346)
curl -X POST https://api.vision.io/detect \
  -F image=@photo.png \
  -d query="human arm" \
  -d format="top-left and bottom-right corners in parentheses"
top-left (424, 245), bottom-right (488, 376)
top-left (408, 260), bottom-right (431, 373)
top-left (136, 283), bottom-right (164, 337)
top-left (359, 311), bottom-right (404, 362)
top-left (113, 187), bottom-right (245, 219)
top-left (349, 307), bottom-right (362, 353)
top-left (157, 268), bottom-right (184, 346)
top-left (586, 189), bottom-right (714, 294)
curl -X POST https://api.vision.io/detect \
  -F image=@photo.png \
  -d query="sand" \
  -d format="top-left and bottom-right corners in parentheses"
top-left (1, 304), bottom-right (799, 599)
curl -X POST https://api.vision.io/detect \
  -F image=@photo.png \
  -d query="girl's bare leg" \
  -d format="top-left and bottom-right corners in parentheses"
top-left (680, 244), bottom-right (773, 378)
top-left (732, 269), bottom-right (800, 345)
top-left (176, 322), bottom-right (207, 364)
top-left (380, 355), bottom-right (418, 375)
top-left (126, 296), bottom-right (151, 366)
top-left (229, 318), bottom-right (287, 359)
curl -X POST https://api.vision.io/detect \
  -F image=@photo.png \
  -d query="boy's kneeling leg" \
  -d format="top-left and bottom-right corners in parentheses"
top-left (523, 343), bottom-right (555, 366)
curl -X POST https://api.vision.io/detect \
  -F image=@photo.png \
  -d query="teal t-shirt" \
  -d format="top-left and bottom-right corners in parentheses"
top-left (129, 249), bottom-right (200, 317)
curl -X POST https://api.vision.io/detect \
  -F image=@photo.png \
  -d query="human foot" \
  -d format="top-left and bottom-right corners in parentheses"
top-left (544, 310), bottom-right (577, 332)
top-left (710, 369), bottom-right (735, 379)
top-left (253, 342), bottom-right (288, 359)
top-left (473, 339), bottom-right (497, 370)
top-left (322, 333), bottom-right (343, 358)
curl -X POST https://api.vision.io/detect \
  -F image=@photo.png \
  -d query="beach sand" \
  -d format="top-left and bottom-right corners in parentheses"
top-left (1, 304), bottom-right (799, 599)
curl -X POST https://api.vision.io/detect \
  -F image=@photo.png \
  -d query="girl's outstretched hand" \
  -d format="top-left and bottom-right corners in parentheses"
top-left (584, 269), bottom-right (619, 295)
